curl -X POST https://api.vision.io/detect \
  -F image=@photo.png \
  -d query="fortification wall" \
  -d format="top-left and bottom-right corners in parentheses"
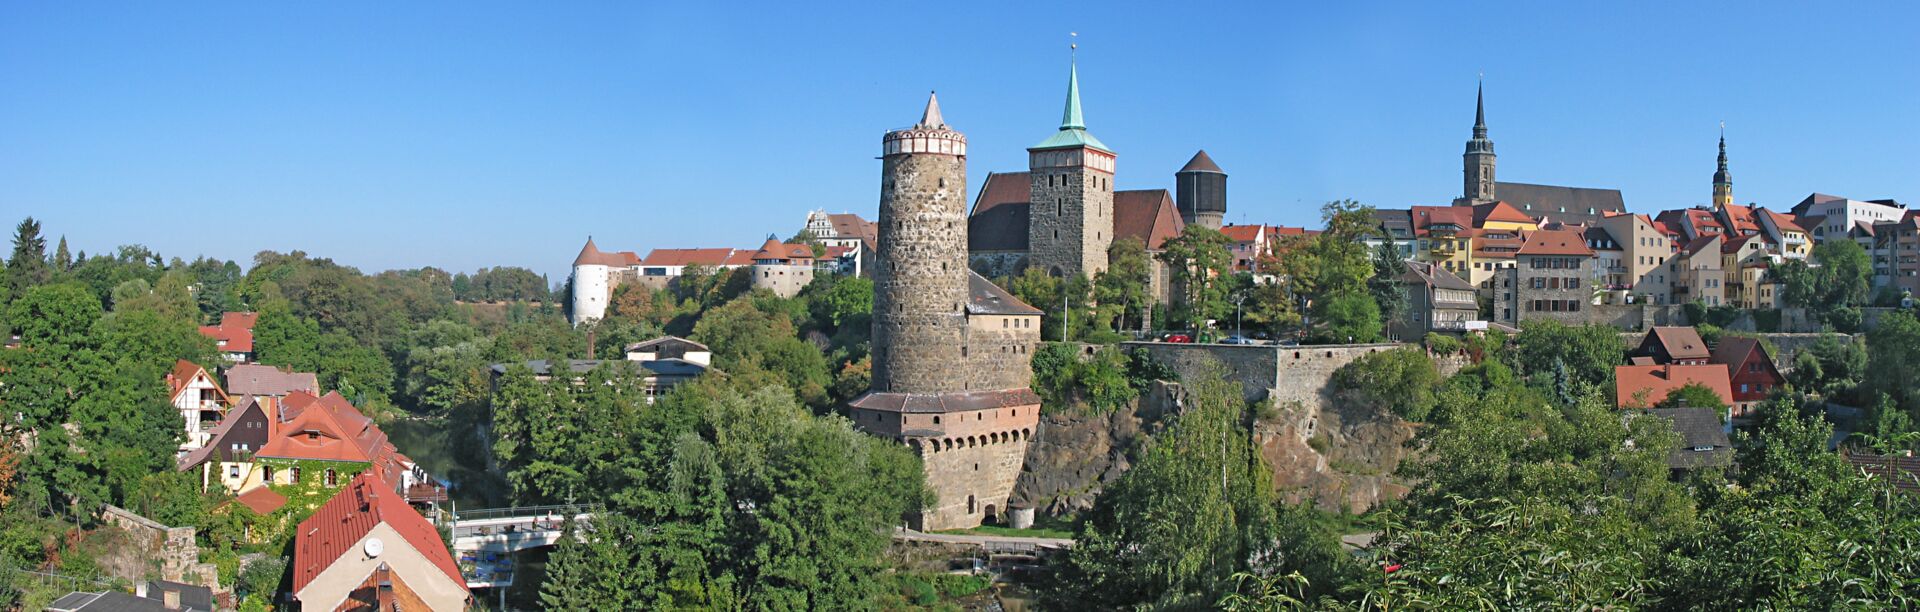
top-left (100, 505), bottom-right (220, 588)
top-left (918, 435), bottom-right (1031, 531)
top-left (963, 314), bottom-right (1041, 391)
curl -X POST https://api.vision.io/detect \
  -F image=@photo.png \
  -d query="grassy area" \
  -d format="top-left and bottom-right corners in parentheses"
top-left (935, 524), bottom-right (1074, 539)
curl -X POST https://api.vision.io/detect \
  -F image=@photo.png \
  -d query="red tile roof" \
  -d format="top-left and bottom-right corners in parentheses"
top-left (572, 238), bottom-right (641, 267)
top-left (1517, 229), bottom-right (1593, 256)
top-left (259, 392), bottom-right (393, 465)
top-left (1473, 201), bottom-right (1537, 226)
top-left (293, 472), bottom-right (466, 600)
top-left (826, 213), bottom-right (878, 248)
top-left (1219, 224), bottom-right (1265, 243)
top-left (639, 248), bottom-right (753, 267)
top-left (166, 359), bottom-right (225, 404)
top-left (1411, 206), bottom-right (1473, 235)
top-left (236, 486), bottom-right (287, 515)
top-left (752, 239), bottom-right (813, 261)
top-left (1178, 150), bottom-right (1224, 174)
top-left (1615, 364), bottom-right (1735, 409)
top-left (1759, 208), bottom-right (1805, 234)
top-left (1113, 189), bottom-right (1186, 250)
top-left (1720, 203), bottom-right (1761, 235)
top-left (198, 312), bottom-right (259, 354)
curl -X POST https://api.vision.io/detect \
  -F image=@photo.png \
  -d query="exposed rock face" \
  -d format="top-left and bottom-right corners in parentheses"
top-left (1011, 382), bottom-right (1181, 515)
top-left (1014, 346), bottom-right (1466, 517)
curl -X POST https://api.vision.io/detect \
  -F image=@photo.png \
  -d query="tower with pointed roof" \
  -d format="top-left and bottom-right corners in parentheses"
top-left (570, 238), bottom-right (613, 324)
top-left (856, 93), bottom-right (1044, 531)
top-left (1175, 150), bottom-right (1227, 230)
top-left (1027, 55), bottom-right (1116, 278)
top-left (871, 92), bottom-right (971, 394)
top-left (1712, 126), bottom-right (1733, 209)
top-left (1460, 82), bottom-right (1497, 205)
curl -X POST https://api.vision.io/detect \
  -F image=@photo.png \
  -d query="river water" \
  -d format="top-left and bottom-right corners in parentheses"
top-left (385, 416), bottom-right (549, 609)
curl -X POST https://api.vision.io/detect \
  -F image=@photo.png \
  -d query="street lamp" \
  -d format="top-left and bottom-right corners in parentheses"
top-left (1231, 291), bottom-right (1248, 341)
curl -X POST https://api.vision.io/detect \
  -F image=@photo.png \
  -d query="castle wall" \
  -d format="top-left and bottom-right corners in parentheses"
top-left (1123, 342), bottom-right (1407, 405)
top-left (909, 407), bottom-right (1038, 530)
top-left (751, 263), bottom-right (814, 298)
top-left (968, 252), bottom-right (1028, 280)
top-left (963, 313), bottom-right (1042, 391)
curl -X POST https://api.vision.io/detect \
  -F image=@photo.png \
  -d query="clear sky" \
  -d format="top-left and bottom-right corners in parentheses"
top-left (3, 2), bottom-right (1917, 280)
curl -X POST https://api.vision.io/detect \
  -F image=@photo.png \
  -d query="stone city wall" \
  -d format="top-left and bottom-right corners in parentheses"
top-left (918, 434), bottom-right (1031, 531)
top-left (963, 314), bottom-right (1042, 392)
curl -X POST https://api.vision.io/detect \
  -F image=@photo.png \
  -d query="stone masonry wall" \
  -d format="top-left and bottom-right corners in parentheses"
top-left (100, 505), bottom-right (220, 589)
top-left (872, 147), bottom-right (970, 394)
top-left (1026, 163), bottom-right (1112, 279)
top-left (918, 424), bottom-right (1034, 530)
top-left (968, 252), bottom-right (1027, 280)
top-left (963, 313), bottom-right (1042, 391)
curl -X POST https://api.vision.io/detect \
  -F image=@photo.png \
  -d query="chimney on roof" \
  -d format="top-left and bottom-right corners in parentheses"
top-left (163, 588), bottom-right (182, 611)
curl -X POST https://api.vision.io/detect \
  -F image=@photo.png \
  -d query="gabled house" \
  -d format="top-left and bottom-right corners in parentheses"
top-left (1672, 235), bottom-right (1726, 306)
top-left (198, 312), bottom-right (258, 363)
top-left (1710, 336), bottom-right (1783, 416)
top-left (166, 360), bottom-right (229, 454)
top-left (1615, 364), bottom-right (1735, 410)
top-left (1496, 228), bottom-right (1592, 326)
top-left (177, 396), bottom-right (276, 493)
top-left (249, 392), bottom-right (443, 505)
top-left (1634, 326), bottom-right (1711, 365)
top-left (623, 335), bottom-right (712, 366)
top-left (292, 472), bottom-right (471, 611)
top-left (1389, 260), bottom-right (1481, 339)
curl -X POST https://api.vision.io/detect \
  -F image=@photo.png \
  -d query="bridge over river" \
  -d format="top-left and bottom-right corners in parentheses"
top-left (438, 504), bottom-right (597, 588)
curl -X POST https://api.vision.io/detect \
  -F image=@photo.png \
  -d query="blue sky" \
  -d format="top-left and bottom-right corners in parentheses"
top-left (3, 2), bottom-right (1916, 280)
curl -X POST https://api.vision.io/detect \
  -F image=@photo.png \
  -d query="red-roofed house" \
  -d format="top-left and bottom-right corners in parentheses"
top-left (166, 360), bottom-right (229, 454)
top-left (1720, 233), bottom-right (1778, 308)
top-left (1757, 208), bottom-right (1812, 260)
top-left (252, 392), bottom-right (444, 505)
top-left (1634, 326), bottom-right (1711, 365)
top-left (1495, 229), bottom-right (1596, 326)
top-left (750, 238), bottom-right (817, 298)
top-left (801, 209), bottom-right (878, 277)
top-left (292, 472), bottom-right (471, 611)
top-left (1710, 336), bottom-right (1783, 416)
top-left (1411, 206), bottom-right (1475, 277)
top-left (199, 312), bottom-right (259, 363)
top-left (1615, 364), bottom-right (1735, 410)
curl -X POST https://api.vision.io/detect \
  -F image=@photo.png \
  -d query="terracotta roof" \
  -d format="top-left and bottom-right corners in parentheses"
top-left (259, 392), bottom-right (392, 465)
top-left (827, 213), bottom-right (878, 248)
top-left (1759, 208), bottom-right (1805, 234)
top-left (1219, 224), bottom-right (1265, 243)
top-left (226, 364), bottom-right (319, 397)
top-left (1647, 326), bottom-right (1710, 361)
top-left (753, 239), bottom-right (813, 261)
top-left (1709, 336), bottom-right (1771, 371)
top-left (1517, 229), bottom-right (1593, 256)
top-left (966, 172), bottom-right (1033, 252)
top-left (1471, 201), bottom-right (1537, 227)
top-left (1178, 150), bottom-right (1224, 174)
top-left (639, 248), bottom-right (753, 267)
top-left (967, 272), bottom-right (1042, 315)
top-left (1114, 189), bottom-right (1185, 250)
top-left (1615, 364), bottom-right (1734, 409)
top-left (1651, 219), bottom-right (1684, 237)
top-left (166, 360), bottom-right (224, 404)
top-left (198, 312), bottom-right (259, 354)
top-left (293, 472), bottom-right (466, 601)
top-left (1720, 203), bottom-right (1761, 234)
top-left (1412, 206), bottom-right (1474, 235)
top-left (572, 238), bottom-right (640, 267)
top-left (236, 486), bottom-right (287, 515)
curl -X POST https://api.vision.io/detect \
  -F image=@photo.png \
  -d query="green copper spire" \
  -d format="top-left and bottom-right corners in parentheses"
top-left (1061, 59), bottom-right (1085, 131)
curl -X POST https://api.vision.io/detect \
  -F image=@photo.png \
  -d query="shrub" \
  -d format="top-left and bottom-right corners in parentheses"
top-left (1423, 332), bottom-right (1464, 355)
top-left (1332, 347), bottom-right (1440, 421)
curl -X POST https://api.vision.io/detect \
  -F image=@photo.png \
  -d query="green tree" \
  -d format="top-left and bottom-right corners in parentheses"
top-left (1056, 363), bottom-right (1279, 609)
top-left (1867, 311), bottom-right (1920, 428)
top-left (1513, 320), bottom-right (1622, 388)
top-left (1332, 347), bottom-right (1439, 421)
top-left (1159, 225), bottom-right (1234, 334)
top-left (1368, 238), bottom-right (1410, 327)
top-left (7, 217), bottom-right (50, 297)
top-left (1096, 236), bottom-right (1154, 332)
top-left (1656, 382), bottom-right (1729, 411)
top-left (1314, 292), bottom-right (1381, 344)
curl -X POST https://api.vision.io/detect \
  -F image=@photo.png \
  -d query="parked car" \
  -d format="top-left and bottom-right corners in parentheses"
top-left (1221, 336), bottom-right (1254, 345)
top-left (1276, 339), bottom-right (1300, 347)
top-left (1162, 334), bottom-right (1193, 343)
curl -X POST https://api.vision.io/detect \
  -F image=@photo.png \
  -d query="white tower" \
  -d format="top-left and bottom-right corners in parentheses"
top-left (570, 238), bottom-right (613, 325)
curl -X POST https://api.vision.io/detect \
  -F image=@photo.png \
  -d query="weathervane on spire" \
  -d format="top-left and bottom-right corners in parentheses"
top-left (1071, 32), bottom-right (1078, 56)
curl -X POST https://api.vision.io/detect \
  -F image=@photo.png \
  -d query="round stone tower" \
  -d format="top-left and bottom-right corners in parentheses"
top-left (570, 238), bottom-right (612, 325)
top-left (871, 93), bottom-right (970, 394)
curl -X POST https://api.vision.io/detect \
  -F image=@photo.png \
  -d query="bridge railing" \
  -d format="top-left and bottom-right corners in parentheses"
top-left (450, 504), bottom-right (598, 523)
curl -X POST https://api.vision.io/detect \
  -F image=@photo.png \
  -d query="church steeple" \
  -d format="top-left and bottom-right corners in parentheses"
top-left (1061, 59), bottom-right (1085, 130)
top-left (1461, 79), bottom-right (1498, 205)
top-left (1712, 123), bottom-right (1733, 208)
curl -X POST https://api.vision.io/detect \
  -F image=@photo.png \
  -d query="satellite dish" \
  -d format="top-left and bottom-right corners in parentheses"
top-left (364, 537), bottom-right (384, 558)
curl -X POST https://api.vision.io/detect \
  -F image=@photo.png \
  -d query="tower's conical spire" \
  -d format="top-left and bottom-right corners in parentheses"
top-left (919, 91), bottom-right (945, 128)
top-left (1061, 57), bottom-right (1085, 131)
top-left (1473, 80), bottom-right (1487, 138)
